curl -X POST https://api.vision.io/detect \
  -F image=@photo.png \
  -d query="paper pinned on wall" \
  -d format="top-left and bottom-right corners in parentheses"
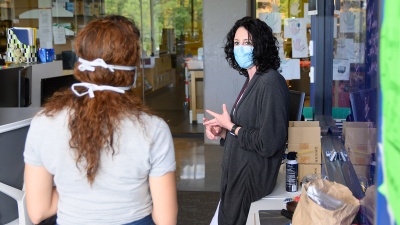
top-left (333, 59), bottom-right (350, 80)
top-left (53, 26), bottom-right (66, 45)
top-left (335, 38), bottom-right (355, 60)
top-left (259, 12), bottom-right (282, 33)
top-left (38, 9), bottom-right (53, 48)
top-left (284, 18), bottom-right (306, 39)
top-left (340, 12), bottom-right (362, 33)
top-left (278, 59), bottom-right (300, 80)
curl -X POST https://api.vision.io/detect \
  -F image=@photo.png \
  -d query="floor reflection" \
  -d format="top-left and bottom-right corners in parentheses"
top-left (174, 138), bottom-right (222, 192)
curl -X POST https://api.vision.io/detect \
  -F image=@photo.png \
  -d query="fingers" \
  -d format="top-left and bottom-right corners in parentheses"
top-left (205, 127), bottom-right (217, 139)
top-left (203, 120), bottom-right (219, 126)
top-left (213, 126), bottom-right (222, 135)
top-left (205, 109), bottom-right (218, 118)
top-left (222, 104), bottom-right (229, 115)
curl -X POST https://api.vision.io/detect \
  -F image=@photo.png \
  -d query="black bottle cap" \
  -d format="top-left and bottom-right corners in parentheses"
top-left (287, 152), bottom-right (297, 160)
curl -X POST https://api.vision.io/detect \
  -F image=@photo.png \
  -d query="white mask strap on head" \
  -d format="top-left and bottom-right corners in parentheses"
top-left (71, 82), bottom-right (132, 98)
top-left (78, 58), bottom-right (136, 72)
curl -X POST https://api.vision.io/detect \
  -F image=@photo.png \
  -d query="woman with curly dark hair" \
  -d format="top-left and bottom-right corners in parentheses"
top-left (24, 15), bottom-right (177, 225)
top-left (204, 16), bottom-right (289, 225)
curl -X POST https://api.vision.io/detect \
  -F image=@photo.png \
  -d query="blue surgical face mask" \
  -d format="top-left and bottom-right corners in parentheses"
top-left (234, 45), bottom-right (254, 69)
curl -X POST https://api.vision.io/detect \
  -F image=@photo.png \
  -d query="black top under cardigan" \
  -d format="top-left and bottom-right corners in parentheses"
top-left (218, 69), bottom-right (289, 225)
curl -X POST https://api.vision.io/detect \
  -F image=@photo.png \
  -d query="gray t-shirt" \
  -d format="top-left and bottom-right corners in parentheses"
top-left (24, 109), bottom-right (176, 225)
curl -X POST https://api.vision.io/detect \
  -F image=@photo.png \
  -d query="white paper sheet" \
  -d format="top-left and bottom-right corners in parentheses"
top-left (53, 26), bottom-right (66, 45)
top-left (278, 59), bottom-right (300, 80)
top-left (284, 18), bottom-right (308, 58)
top-left (333, 59), bottom-right (350, 80)
top-left (335, 38), bottom-right (355, 60)
top-left (38, 9), bottom-right (53, 48)
top-left (259, 12), bottom-right (282, 34)
top-left (340, 12), bottom-right (362, 33)
top-left (284, 18), bottom-right (306, 39)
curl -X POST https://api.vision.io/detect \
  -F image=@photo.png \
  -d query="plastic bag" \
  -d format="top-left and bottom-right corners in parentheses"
top-left (292, 179), bottom-right (360, 225)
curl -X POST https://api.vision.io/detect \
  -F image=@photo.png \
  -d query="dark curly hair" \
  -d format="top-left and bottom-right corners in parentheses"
top-left (224, 16), bottom-right (280, 76)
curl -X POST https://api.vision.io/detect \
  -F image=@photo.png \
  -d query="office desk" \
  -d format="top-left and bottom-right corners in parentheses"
top-left (246, 164), bottom-right (301, 225)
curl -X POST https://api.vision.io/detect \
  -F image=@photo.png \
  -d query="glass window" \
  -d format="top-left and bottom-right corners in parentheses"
top-left (332, 0), bottom-right (370, 122)
top-left (254, 0), bottom-right (312, 113)
top-left (2, 0), bottom-right (203, 102)
top-left (333, 0), bottom-right (378, 199)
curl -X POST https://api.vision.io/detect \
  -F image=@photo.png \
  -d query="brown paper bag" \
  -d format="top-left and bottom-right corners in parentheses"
top-left (292, 179), bottom-right (360, 225)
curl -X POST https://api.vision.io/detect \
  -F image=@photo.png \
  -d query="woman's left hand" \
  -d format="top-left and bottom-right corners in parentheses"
top-left (203, 104), bottom-right (234, 131)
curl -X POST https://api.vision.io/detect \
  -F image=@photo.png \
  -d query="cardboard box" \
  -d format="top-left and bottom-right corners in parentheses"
top-left (289, 121), bottom-right (320, 127)
top-left (288, 121), bottom-right (322, 164)
top-left (298, 164), bottom-right (321, 184)
top-left (352, 165), bottom-right (369, 179)
top-left (288, 143), bottom-right (321, 164)
top-left (344, 127), bottom-right (377, 146)
top-left (288, 127), bottom-right (321, 144)
top-left (345, 141), bottom-right (375, 165)
top-left (342, 122), bottom-right (374, 140)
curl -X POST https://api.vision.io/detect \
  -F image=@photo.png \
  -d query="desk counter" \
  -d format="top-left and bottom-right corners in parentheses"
top-left (246, 164), bottom-right (301, 225)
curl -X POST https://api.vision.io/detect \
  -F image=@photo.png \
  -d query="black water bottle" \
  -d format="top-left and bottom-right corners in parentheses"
top-left (286, 152), bottom-right (298, 192)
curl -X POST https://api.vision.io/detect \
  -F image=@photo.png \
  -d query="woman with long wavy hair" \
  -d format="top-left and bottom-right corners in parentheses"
top-left (24, 15), bottom-right (177, 225)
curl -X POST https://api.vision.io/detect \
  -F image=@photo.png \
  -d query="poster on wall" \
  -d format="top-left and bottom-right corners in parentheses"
top-left (335, 37), bottom-right (355, 60)
top-left (259, 12), bottom-right (282, 33)
top-left (284, 18), bottom-right (306, 38)
top-left (340, 12), bottom-right (362, 33)
top-left (38, 9), bottom-right (53, 49)
top-left (332, 59), bottom-right (350, 80)
top-left (284, 18), bottom-right (308, 58)
top-left (278, 59), bottom-right (300, 80)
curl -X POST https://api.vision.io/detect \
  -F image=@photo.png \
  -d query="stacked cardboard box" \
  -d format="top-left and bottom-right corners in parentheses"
top-left (287, 121), bottom-right (322, 183)
top-left (342, 122), bottom-right (376, 166)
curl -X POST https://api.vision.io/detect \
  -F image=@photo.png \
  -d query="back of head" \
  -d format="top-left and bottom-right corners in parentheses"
top-left (43, 15), bottom-right (148, 185)
top-left (74, 15), bottom-right (141, 87)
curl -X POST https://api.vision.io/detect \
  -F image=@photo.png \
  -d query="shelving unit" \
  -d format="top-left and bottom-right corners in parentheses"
top-left (144, 54), bottom-right (176, 93)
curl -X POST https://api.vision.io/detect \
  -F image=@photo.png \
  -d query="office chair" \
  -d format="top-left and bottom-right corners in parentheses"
top-left (349, 88), bottom-right (377, 123)
top-left (288, 90), bottom-right (306, 121)
top-left (0, 124), bottom-right (33, 225)
top-left (0, 183), bottom-right (32, 225)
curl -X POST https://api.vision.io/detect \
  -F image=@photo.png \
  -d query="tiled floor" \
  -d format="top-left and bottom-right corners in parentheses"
top-left (145, 82), bottom-right (222, 192)
top-left (173, 138), bottom-right (222, 192)
top-left (145, 82), bottom-right (222, 224)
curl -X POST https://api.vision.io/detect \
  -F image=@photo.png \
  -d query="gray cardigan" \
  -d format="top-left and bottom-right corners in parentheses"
top-left (218, 69), bottom-right (289, 225)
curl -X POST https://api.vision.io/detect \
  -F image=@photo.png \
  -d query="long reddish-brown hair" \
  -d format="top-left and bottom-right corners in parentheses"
top-left (42, 15), bottom-right (150, 184)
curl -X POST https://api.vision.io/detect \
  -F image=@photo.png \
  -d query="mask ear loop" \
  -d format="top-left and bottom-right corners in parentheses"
top-left (132, 67), bottom-right (138, 88)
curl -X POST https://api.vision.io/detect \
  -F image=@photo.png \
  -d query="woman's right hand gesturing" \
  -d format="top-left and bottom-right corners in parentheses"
top-left (203, 117), bottom-right (226, 140)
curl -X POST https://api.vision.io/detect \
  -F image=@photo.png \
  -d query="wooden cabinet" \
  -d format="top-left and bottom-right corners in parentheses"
top-left (144, 54), bottom-right (175, 93)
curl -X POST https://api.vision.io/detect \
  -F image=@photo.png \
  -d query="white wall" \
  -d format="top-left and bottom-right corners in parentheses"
top-left (202, 0), bottom-right (250, 144)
